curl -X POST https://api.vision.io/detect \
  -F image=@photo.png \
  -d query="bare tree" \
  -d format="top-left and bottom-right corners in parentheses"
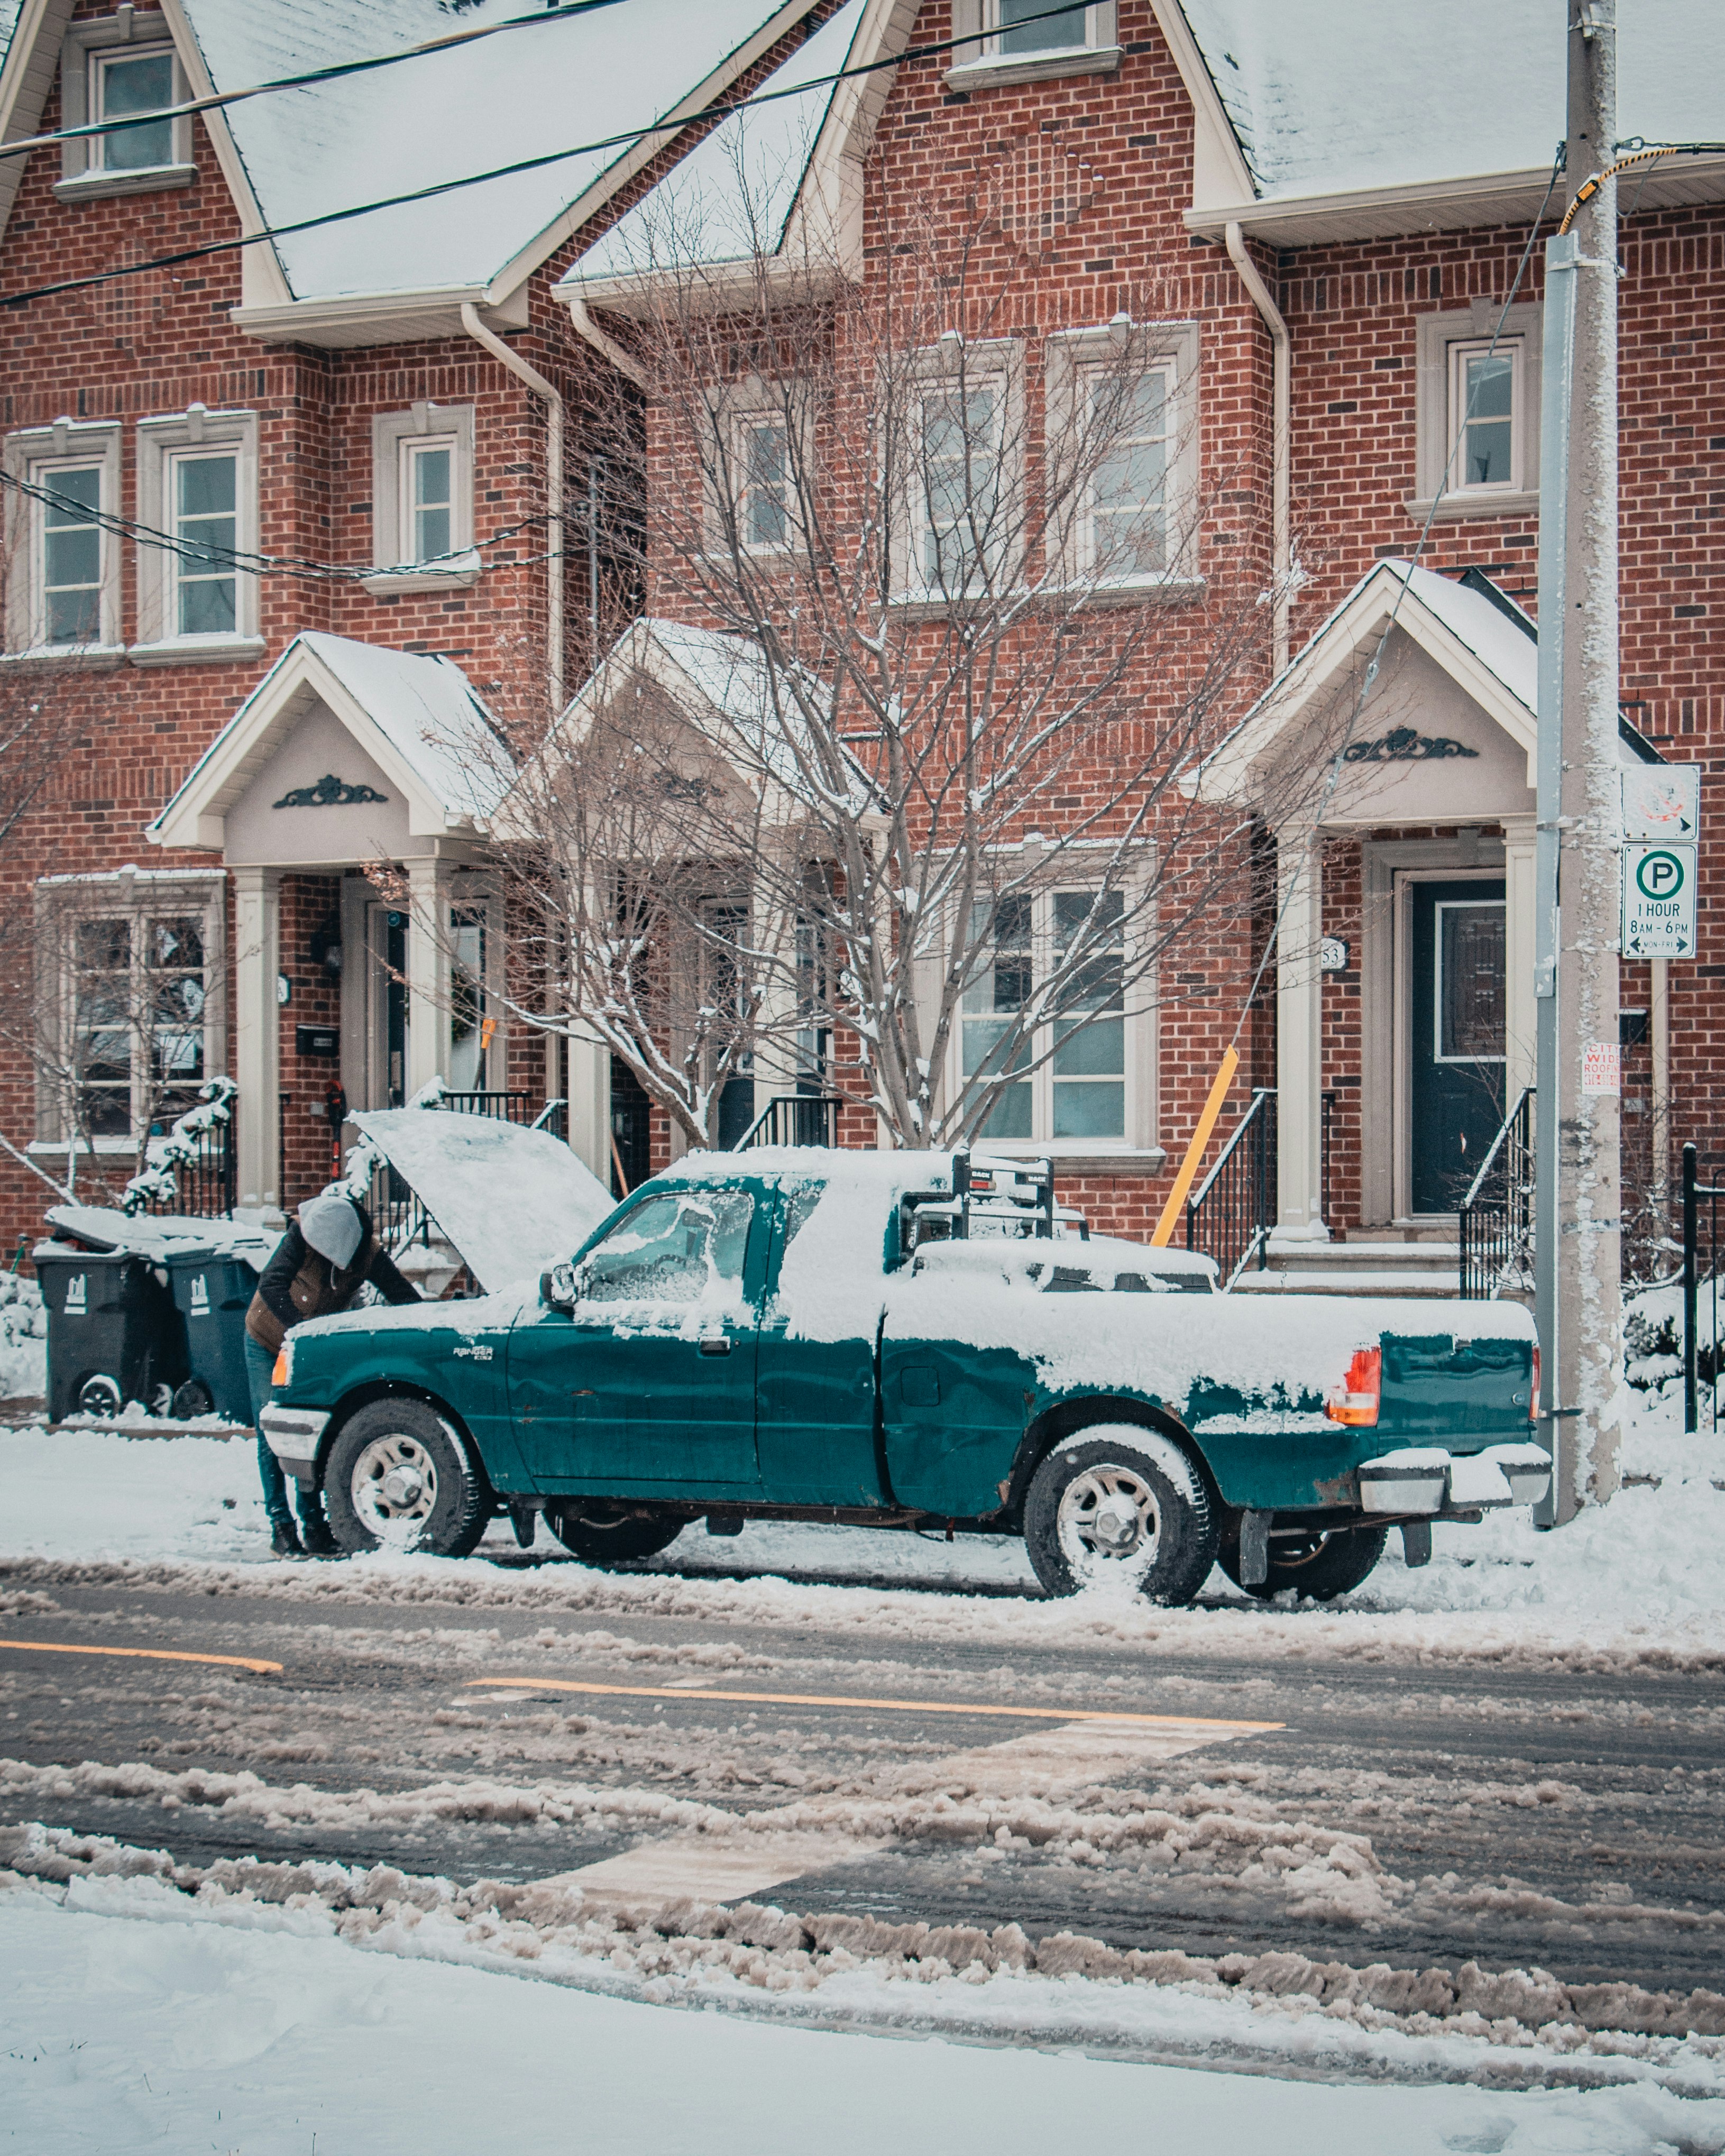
top-left (469, 160), bottom-right (1333, 1154)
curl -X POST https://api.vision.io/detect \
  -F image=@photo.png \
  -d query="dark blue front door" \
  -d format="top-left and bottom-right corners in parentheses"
top-left (1408, 878), bottom-right (1507, 1214)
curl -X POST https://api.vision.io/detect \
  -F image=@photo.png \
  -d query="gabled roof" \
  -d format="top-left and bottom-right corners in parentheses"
top-left (148, 632), bottom-right (510, 850)
top-left (560, 0), bottom-right (913, 311)
top-left (0, 0), bottom-right (824, 341)
top-left (1189, 559), bottom-right (1541, 803)
top-left (1169, 0), bottom-right (1725, 245)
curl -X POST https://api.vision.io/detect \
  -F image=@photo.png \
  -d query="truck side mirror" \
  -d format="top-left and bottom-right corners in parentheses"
top-left (540, 1262), bottom-right (578, 1313)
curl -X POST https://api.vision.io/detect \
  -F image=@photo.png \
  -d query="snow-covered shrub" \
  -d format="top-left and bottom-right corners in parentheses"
top-left (1623, 1277), bottom-right (1722, 1389)
top-left (121, 1076), bottom-right (237, 1214)
top-left (0, 1269), bottom-right (47, 1398)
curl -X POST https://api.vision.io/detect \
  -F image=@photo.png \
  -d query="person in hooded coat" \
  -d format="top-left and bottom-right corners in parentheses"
top-left (245, 1189), bottom-right (420, 1556)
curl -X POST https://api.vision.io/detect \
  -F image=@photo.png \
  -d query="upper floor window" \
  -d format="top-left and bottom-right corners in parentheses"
top-left (897, 339), bottom-right (1023, 603)
top-left (2, 421), bottom-right (122, 655)
top-left (1044, 320), bottom-right (1198, 595)
top-left (365, 405), bottom-right (479, 594)
top-left (946, 0), bottom-right (1119, 86)
top-left (134, 407), bottom-right (262, 659)
top-left (737, 412), bottom-right (792, 553)
top-left (1411, 304), bottom-right (1541, 520)
top-left (57, 14), bottom-right (193, 202)
top-left (1084, 363), bottom-right (1173, 578)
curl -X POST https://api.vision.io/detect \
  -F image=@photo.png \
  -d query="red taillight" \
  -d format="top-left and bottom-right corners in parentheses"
top-left (1325, 1344), bottom-right (1381, 1427)
top-left (1530, 1346), bottom-right (1540, 1423)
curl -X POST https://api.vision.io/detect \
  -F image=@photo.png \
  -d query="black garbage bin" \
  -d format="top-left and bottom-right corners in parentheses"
top-left (34, 1242), bottom-right (189, 1421)
top-left (161, 1244), bottom-right (260, 1423)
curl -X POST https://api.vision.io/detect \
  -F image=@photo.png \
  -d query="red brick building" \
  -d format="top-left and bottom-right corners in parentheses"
top-left (1, 0), bottom-right (1720, 1282)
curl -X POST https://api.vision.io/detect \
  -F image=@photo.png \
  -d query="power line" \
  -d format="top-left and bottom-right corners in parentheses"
top-left (0, 1), bottom-right (1088, 311)
top-left (1558, 139), bottom-right (1725, 232)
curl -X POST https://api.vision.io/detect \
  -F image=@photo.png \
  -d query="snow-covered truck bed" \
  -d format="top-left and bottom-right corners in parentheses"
top-left (262, 1143), bottom-right (1547, 1603)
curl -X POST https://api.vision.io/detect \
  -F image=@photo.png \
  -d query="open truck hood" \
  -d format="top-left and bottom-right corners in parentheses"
top-left (351, 1109), bottom-right (616, 1293)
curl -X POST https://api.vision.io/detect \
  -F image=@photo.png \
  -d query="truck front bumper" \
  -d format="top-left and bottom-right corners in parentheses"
top-left (1356, 1442), bottom-right (1550, 1515)
top-left (259, 1405), bottom-right (331, 1488)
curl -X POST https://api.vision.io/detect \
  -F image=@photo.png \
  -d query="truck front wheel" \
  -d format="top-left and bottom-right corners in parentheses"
top-left (1217, 1520), bottom-right (1388, 1602)
top-left (324, 1399), bottom-right (492, 1559)
top-left (1024, 1428), bottom-right (1218, 1605)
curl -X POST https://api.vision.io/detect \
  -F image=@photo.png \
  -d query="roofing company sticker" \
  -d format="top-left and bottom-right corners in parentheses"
top-left (1582, 1041), bottom-right (1621, 1096)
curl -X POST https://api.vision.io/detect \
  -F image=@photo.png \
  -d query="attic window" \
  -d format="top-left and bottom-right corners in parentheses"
top-left (944, 1), bottom-right (1120, 89)
top-left (56, 14), bottom-right (195, 203)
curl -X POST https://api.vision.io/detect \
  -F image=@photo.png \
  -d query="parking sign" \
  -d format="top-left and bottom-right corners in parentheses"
top-left (1620, 842), bottom-right (1696, 957)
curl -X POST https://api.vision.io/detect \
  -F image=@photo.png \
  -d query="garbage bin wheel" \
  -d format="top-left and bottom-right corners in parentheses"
top-left (77, 1374), bottom-right (122, 1419)
top-left (324, 1398), bottom-right (492, 1559)
top-left (172, 1378), bottom-right (214, 1421)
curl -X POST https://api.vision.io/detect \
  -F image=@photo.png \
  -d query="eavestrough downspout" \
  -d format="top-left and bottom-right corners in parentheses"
top-left (460, 301), bottom-right (564, 714)
top-left (1225, 221), bottom-right (1290, 675)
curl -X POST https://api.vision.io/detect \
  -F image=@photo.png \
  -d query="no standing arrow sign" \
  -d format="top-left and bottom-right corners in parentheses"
top-left (1620, 842), bottom-right (1696, 957)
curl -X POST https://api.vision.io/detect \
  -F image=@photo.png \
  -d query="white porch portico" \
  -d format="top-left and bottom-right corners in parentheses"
top-left (1195, 561), bottom-right (1545, 1236)
top-left (147, 632), bottom-right (539, 1208)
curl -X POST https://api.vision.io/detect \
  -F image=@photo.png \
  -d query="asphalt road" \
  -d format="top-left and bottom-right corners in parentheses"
top-left (3, 1553), bottom-right (1722, 1997)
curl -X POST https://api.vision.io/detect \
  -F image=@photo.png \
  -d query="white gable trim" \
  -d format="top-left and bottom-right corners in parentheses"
top-left (1190, 561), bottom-right (1539, 805)
top-left (148, 635), bottom-right (478, 852)
top-left (1151, 2), bottom-right (1257, 213)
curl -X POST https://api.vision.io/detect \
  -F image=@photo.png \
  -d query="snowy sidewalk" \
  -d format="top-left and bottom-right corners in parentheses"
top-left (5, 1878), bottom-right (1723, 2156)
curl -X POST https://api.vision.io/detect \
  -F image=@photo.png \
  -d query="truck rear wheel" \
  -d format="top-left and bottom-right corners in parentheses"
top-left (548, 1503), bottom-right (684, 1565)
top-left (1024, 1428), bottom-right (1217, 1605)
top-left (324, 1399), bottom-right (492, 1559)
top-left (1218, 1521), bottom-right (1388, 1602)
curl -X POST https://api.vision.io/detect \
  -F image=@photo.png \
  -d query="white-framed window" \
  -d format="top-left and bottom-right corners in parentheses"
top-left (365, 405), bottom-right (479, 594)
top-left (736, 411), bottom-right (793, 554)
top-left (1044, 322), bottom-right (1199, 595)
top-left (132, 407), bottom-right (261, 660)
top-left (2, 421), bottom-right (123, 656)
top-left (35, 870), bottom-right (225, 1144)
top-left (959, 886), bottom-right (1149, 1149)
top-left (897, 338), bottom-right (1023, 604)
top-left (1411, 304), bottom-right (1541, 518)
top-left (946, 0), bottom-right (1118, 84)
top-left (57, 14), bottom-right (193, 201)
top-left (1447, 340), bottom-right (1521, 494)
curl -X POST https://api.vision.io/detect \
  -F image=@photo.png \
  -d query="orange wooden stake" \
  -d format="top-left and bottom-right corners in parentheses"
top-left (1150, 1043), bottom-right (1240, 1247)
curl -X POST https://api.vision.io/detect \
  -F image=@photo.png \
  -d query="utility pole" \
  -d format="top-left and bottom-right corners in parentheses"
top-left (1535, 0), bottom-right (1623, 1522)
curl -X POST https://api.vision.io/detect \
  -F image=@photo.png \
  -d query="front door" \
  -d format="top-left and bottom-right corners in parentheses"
top-left (1407, 878), bottom-right (1507, 1214)
top-left (508, 1180), bottom-right (765, 1496)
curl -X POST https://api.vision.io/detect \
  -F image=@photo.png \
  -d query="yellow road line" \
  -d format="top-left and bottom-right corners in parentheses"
top-left (468, 1676), bottom-right (1282, 1731)
top-left (0, 1638), bottom-right (282, 1677)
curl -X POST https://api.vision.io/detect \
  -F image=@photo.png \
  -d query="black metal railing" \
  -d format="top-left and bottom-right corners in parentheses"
top-left (128, 1096), bottom-right (238, 1219)
top-left (733, 1093), bottom-right (843, 1150)
top-left (1681, 1142), bottom-right (1722, 1434)
top-left (1457, 1086), bottom-right (1535, 1300)
top-left (1321, 1089), bottom-right (1336, 1228)
top-left (531, 1097), bottom-right (568, 1142)
top-left (1185, 1088), bottom-right (1277, 1288)
top-left (440, 1090), bottom-right (534, 1123)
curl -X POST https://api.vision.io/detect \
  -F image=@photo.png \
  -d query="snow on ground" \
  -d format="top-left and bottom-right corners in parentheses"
top-left (5, 1873), bottom-right (1724, 2155)
top-left (2, 1384), bottom-right (1721, 1667)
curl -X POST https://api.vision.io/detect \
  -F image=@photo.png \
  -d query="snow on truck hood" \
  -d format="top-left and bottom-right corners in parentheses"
top-left (351, 1109), bottom-right (614, 1292)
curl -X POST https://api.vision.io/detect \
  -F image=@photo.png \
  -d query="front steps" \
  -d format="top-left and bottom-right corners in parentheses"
top-left (1232, 1231), bottom-right (1462, 1297)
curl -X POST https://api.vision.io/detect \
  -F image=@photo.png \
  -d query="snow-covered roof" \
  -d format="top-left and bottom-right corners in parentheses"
top-left (1176, 0), bottom-right (1725, 228)
top-left (566, 0), bottom-right (869, 291)
top-left (148, 632), bottom-right (510, 853)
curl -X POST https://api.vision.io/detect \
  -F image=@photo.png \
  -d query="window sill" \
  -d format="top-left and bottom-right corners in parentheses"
top-left (128, 636), bottom-right (267, 668)
top-left (944, 45), bottom-right (1123, 91)
top-left (360, 552), bottom-right (483, 597)
top-left (53, 165), bottom-right (197, 204)
top-left (1405, 490), bottom-right (1539, 524)
top-left (1042, 575), bottom-right (1207, 611)
top-left (29, 1135), bottom-right (150, 1158)
top-left (0, 644), bottom-right (125, 672)
top-left (973, 1142), bottom-right (1167, 1172)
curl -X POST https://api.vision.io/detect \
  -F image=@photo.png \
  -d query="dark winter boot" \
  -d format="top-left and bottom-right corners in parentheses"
top-left (270, 1520), bottom-right (305, 1558)
top-left (298, 1508), bottom-right (341, 1559)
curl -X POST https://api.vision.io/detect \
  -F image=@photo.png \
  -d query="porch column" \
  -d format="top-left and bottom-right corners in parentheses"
top-left (565, 1031), bottom-right (611, 1189)
top-left (405, 857), bottom-right (451, 1100)
top-left (1502, 813), bottom-right (1538, 1104)
top-left (232, 866), bottom-right (281, 1209)
top-left (1273, 825), bottom-right (1326, 1238)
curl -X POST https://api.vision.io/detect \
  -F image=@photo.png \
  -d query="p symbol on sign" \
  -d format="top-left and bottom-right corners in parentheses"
top-left (1635, 850), bottom-right (1685, 901)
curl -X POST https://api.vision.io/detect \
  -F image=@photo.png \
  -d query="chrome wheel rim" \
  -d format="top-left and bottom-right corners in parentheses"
top-left (1055, 1463), bottom-right (1160, 1575)
top-left (351, 1432), bottom-right (438, 1545)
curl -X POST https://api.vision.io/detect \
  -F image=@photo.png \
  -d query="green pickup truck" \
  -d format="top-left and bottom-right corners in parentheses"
top-left (262, 1117), bottom-right (1548, 1603)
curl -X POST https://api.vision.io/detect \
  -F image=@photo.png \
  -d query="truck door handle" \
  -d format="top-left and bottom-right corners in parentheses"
top-left (698, 1334), bottom-right (731, 1356)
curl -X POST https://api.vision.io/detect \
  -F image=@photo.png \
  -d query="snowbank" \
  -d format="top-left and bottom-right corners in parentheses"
top-left (1, 1384), bottom-right (1720, 1668)
top-left (4, 1860), bottom-right (1724, 2153)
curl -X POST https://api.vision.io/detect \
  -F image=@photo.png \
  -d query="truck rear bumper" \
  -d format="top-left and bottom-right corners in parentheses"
top-left (1356, 1443), bottom-right (1550, 1516)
